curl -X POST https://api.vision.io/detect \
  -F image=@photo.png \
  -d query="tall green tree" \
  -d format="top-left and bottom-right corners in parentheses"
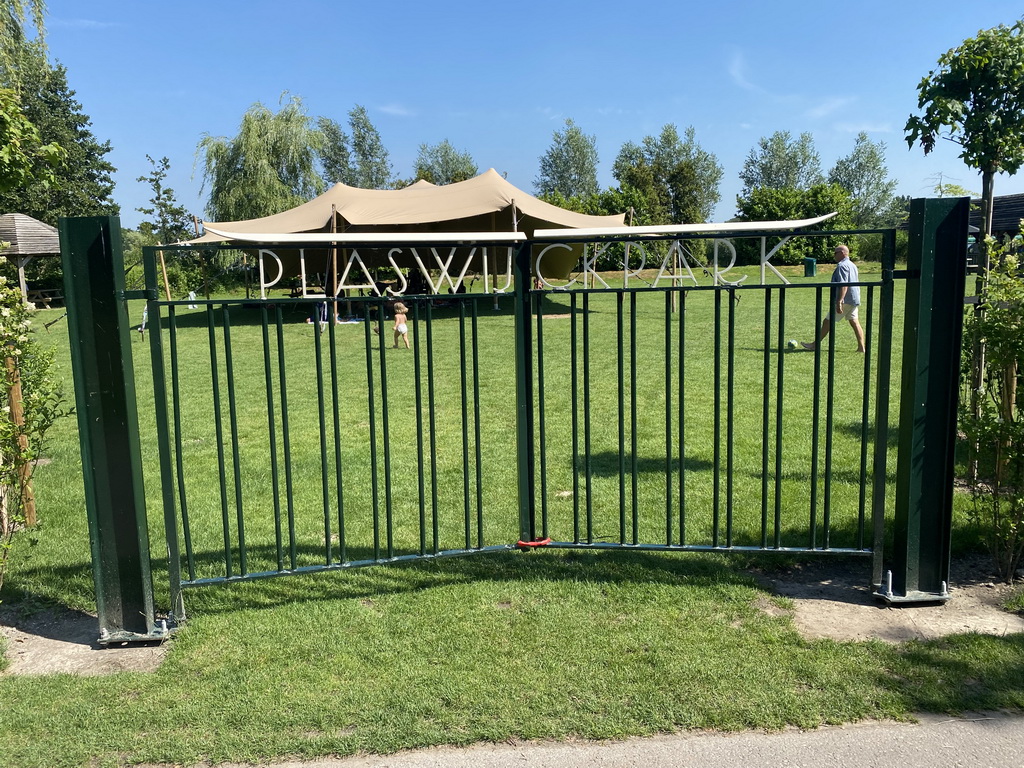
top-left (535, 118), bottom-right (599, 198)
top-left (317, 107), bottom-right (393, 189)
top-left (347, 105), bottom-right (392, 189)
top-left (612, 124), bottom-right (722, 224)
top-left (0, 86), bottom-right (62, 194)
top-left (739, 130), bottom-right (823, 198)
top-left (827, 132), bottom-right (899, 228)
top-left (0, 53), bottom-right (117, 223)
top-left (198, 95), bottom-right (325, 222)
top-left (905, 18), bottom-right (1024, 240)
top-left (735, 183), bottom-right (853, 265)
top-left (413, 139), bottom-right (478, 185)
top-left (136, 155), bottom-right (194, 245)
top-left (317, 115), bottom-right (351, 187)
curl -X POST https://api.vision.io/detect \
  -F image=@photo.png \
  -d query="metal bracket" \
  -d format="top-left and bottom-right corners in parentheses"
top-left (98, 618), bottom-right (175, 646)
top-left (873, 570), bottom-right (951, 605)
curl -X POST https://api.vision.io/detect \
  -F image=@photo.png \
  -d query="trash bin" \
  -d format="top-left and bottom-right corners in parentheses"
top-left (803, 257), bottom-right (817, 277)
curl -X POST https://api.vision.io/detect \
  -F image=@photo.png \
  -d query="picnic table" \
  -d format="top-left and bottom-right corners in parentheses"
top-left (26, 288), bottom-right (64, 308)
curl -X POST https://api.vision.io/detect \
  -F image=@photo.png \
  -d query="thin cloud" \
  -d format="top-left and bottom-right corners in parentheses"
top-left (50, 17), bottom-right (119, 29)
top-left (804, 96), bottom-right (856, 119)
top-left (378, 103), bottom-right (415, 117)
top-left (728, 52), bottom-right (762, 93)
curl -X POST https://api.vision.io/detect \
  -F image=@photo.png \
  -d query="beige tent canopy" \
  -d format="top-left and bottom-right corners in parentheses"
top-left (185, 169), bottom-right (627, 291)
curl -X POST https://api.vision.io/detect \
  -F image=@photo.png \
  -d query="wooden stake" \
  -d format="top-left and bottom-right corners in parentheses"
top-left (158, 250), bottom-right (172, 302)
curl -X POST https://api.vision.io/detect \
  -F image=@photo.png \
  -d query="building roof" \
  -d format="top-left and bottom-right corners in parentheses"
top-left (0, 213), bottom-right (60, 256)
top-left (970, 193), bottom-right (1024, 235)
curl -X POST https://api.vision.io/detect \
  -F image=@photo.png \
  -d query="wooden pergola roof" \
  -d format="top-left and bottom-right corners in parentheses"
top-left (0, 213), bottom-right (60, 255)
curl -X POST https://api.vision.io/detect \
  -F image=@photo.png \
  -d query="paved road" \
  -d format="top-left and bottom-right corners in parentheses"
top-left (229, 712), bottom-right (1024, 768)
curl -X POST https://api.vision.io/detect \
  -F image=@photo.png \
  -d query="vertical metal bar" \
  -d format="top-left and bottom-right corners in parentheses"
top-left (143, 246), bottom-right (184, 624)
top-left (679, 289), bottom-right (686, 545)
top-left (726, 288), bottom-right (735, 547)
top-left (376, 298), bottom-right (394, 559)
top-left (712, 289), bottom-right (721, 546)
top-left (774, 287), bottom-right (786, 549)
top-left (413, 303), bottom-right (427, 556)
top-left (617, 291), bottom-right (626, 544)
top-left (583, 291), bottom-right (593, 543)
top-left (872, 231), bottom-right (896, 585)
top-left (513, 243), bottom-right (536, 544)
top-left (206, 305), bottom-right (232, 577)
top-left (471, 299), bottom-right (484, 549)
top-left (630, 291), bottom-right (639, 545)
top-left (328, 309), bottom-right (346, 562)
top-left (426, 302), bottom-right (439, 553)
top-left (222, 307), bottom-right (246, 575)
top-left (460, 301), bottom-right (472, 549)
top-left (61, 218), bottom-right (156, 639)
top-left (761, 287), bottom-right (772, 548)
top-left (534, 292), bottom-right (549, 540)
top-left (362, 303), bottom-right (381, 560)
top-left (275, 306), bottom-right (297, 570)
top-left (570, 291), bottom-right (580, 543)
top-left (665, 290), bottom-right (673, 545)
top-left (809, 287), bottom-right (823, 549)
top-left (857, 287), bottom-right (875, 550)
top-left (823, 285), bottom-right (837, 550)
top-left (167, 307), bottom-right (194, 581)
top-left (260, 304), bottom-right (283, 571)
top-left (313, 308), bottom-right (332, 564)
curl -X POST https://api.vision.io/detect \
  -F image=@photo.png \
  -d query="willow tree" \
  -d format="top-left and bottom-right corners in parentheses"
top-left (1, 1), bottom-right (46, 79)
top-left (197, 95), bottom-right (325, 222)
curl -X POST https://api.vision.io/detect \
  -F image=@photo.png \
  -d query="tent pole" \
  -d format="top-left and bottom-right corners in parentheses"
top-left (331, 205), bottom-right (339, 321)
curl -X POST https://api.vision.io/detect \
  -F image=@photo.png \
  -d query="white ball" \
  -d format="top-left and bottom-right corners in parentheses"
top-left (787, 339), bottom-right (798, 349)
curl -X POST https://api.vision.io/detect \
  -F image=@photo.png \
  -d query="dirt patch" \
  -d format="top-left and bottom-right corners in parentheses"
top-left (0, 606), bottom-right (167, 676)
top-left (1, 557), bottom-right (1021, 676)
top-left (751, 555), bottom-right (1024, 643)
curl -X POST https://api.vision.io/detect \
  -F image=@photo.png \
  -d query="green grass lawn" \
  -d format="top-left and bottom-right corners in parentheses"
top-left (0, 263), bottom-right (1019, 768)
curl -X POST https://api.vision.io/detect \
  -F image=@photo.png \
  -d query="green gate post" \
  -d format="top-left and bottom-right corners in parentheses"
top-left (60, 216), bottom-right (163, 642)
top-left (879, 197), bottom-right (969, 603)
top-left (512, 242), bottom-right (537, 544)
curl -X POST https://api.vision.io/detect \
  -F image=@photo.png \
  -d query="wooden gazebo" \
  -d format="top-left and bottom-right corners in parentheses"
top-left (0, 213), bottom-right (61, 306)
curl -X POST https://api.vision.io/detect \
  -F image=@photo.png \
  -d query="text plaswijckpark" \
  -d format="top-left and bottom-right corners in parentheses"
top-left (256, 236), bottom-right (797, 299)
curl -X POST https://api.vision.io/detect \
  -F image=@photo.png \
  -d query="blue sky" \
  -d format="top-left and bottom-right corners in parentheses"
top-left (43, 1), bottom-right (1024, 229)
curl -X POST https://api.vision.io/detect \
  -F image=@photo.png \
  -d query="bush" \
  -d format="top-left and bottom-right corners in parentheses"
top-left (0, 274), bottom-right (68, 593)
top-left (960, 240), bottom-right (1024, 583)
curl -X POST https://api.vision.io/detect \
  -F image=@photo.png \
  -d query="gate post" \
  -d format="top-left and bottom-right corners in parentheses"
top-left (879, 197), bottom-right (969, 603)
top-left (512, 242), bottom-right (537, 544)
top-left (59, 216), bottom-right (162, 641)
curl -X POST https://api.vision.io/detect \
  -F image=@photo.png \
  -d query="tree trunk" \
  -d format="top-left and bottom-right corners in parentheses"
top-left (969, 169), bottom-right (996, 483)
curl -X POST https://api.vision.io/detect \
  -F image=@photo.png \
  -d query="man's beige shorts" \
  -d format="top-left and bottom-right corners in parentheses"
top-left (825, 303), bottom-right (859, 323)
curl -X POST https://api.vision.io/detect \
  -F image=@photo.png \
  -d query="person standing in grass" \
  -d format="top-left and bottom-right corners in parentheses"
top-left (392, 302), bottom-right (411, 349)
top-left (802, 244), bottom-right (866, 353)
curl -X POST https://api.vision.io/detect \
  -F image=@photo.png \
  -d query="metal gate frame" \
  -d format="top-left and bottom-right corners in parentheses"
top-left (59, 197), bottom-right (968, 642)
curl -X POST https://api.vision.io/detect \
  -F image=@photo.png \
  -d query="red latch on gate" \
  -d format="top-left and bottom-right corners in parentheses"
top-left (517, 537), bottom-right (552, 548)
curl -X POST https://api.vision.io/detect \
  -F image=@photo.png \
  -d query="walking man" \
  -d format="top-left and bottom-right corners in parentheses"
top-left (802, 244), bottom-right (865, 353)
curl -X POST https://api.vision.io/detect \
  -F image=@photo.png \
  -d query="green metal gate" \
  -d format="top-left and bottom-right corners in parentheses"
top-left (59, 197), bottom-right (969, 642)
